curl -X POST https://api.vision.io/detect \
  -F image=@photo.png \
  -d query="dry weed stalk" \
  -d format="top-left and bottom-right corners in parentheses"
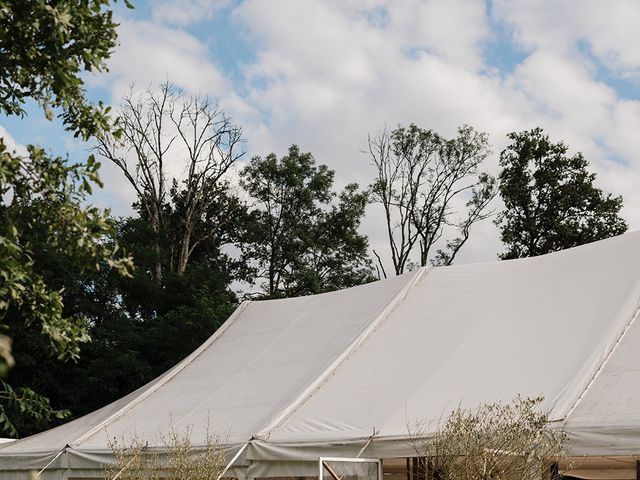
top-left (409, 396), bottom-right (566, 480)
top-left (105, 425), bottom-right (226, 480)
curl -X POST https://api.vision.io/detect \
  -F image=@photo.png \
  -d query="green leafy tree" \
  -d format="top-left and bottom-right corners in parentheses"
top-left (0, 174), bottom-right (131, 436)
top-left (0, 0), bottom-right (132, 435)
top-left (241, 145), bottom-right (374, 298)
top-left (0, 0), bottom-right (130, 139)
top-left (496, 128), bottom-right (628, 259)
top-left (3, 210), bottom-right (237, 437)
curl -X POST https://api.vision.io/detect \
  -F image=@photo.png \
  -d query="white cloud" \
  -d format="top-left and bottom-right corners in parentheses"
top-left (0, 125), bottom-right (28, 157)
top-left (387, 0), bottom-right (492, 71)
top-left (494, 0), bottom-right (640, 78)
top-left (90, 0), bottom-right (640, 267)
top-left (92, 19), bottom-right (229, 100)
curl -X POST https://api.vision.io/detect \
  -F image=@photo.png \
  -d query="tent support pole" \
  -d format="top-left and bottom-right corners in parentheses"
top-left (36, 445), bottom-right (68, 477)
top-left (110, 445), bottom-right (147, 480)
top-left (216, 441), bottom-right (250, 480)
top-left (636, 460), bottom-right (639, 480)
top-left (356, 429), bottom-right (377, 458)
top-left (323, 461), bottom-right (342, 480)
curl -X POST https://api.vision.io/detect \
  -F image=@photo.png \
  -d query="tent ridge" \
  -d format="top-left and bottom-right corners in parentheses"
top-left (563, 288), bottom-right (640, 424)
top-left (68, 300), bottom-right (252, 447)
top-left (254, 268), bottom-right (429, 439)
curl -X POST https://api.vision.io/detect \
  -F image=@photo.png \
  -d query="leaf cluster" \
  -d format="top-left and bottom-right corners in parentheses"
top-left (0, 379), bottom-right (69, 438)
top-left (0, 0), bottom-right (130, 139)
top-left (496, 128), bottom-right (628, 259)
top-left (0, 141), bottom-right (132, 374)
top-left (240, 145), bottom-right (374, 298)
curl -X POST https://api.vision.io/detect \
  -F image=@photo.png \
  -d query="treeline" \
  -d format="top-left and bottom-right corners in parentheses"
top-left (1, 84), bottom-right (376, 436)
top-left (0, 1), bottom-right (628, 437)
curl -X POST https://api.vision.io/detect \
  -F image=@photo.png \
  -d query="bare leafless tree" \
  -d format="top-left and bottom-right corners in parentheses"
top-left (96, 82), bottom-right (244, 280)
top-left (368, 124), bottom-right (496, 276)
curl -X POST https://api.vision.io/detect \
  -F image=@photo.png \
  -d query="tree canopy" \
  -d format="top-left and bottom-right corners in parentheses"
top-left (0, 0), bottom-right (129, 139)
top-left (241, 145), bottom-right (374, 298)
top-left (0, 0), bottom-right (131, 435)
top-left (96, 82), bottom-right (245, 281)
top-left (496, 128), bottom-right (628, 259)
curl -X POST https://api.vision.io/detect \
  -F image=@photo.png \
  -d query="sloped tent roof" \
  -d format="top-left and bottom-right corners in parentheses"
top-left (3, 231), bottom-right (640, 479)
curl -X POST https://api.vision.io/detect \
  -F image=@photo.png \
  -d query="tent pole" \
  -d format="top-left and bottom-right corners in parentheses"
top-left (36, 446), bottom-right (68, 477)
top-left (356, 429), bottom-right (378, 458)
top-left (216, 441), bottom-right (250, 480)
top-left (110, 444), bottom-right (148, 480)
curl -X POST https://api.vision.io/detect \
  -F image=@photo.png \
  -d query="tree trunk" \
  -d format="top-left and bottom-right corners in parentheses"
top-left (150, 206), bottom-right (163, 282)
top-left (177, 227), bottom-right (192, 275)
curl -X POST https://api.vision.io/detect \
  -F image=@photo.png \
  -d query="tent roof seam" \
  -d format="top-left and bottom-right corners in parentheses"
top-left (254, 268), bottom-right (429, 439)
top-left (563, 280), bottom-right (640, 424)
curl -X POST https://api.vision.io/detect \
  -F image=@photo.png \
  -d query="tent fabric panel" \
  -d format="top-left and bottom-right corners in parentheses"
top-left (76, 271), bottom-right (416, 450)
top-left (0, 370), bottom-right (171, 455)
top-left (247, 436), bottom-right (417, 462)
top-left (265, 233), bottom-right (640, 446)
top-left (564, 291), bottom-right (640, 432)
top-left (0, 271), bottom-right (416, 470)
top-left (565, 425), bottom-right (640, 456)
top-left (247, 460), bottom-right (319, 479)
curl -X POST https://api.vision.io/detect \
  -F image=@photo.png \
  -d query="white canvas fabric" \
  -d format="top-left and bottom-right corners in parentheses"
top-left (3, 231), bottom-right (640, 479)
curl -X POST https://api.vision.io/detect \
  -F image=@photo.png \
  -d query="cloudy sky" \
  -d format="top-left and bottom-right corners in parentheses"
top-left (3, 0), bottom-right (640, 266)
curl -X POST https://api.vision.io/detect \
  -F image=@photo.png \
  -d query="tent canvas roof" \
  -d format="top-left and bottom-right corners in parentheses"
top-left (3, 231), bottom-right (640, 475)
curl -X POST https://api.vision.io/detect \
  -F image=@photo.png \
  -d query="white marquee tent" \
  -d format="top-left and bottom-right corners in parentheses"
top-left (2, 232), bottom-right (640, 480)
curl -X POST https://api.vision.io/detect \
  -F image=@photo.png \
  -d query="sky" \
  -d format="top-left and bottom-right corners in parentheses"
top-left (3, 0), bottom-right (640, 267)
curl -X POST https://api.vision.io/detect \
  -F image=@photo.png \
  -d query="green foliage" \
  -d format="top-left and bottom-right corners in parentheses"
top-left (241, 145), bottom-right (374, 298)
top-left (0, 0), bottom-right (131, 139)
top-left (0, 149), bottom-right (132, 436)
top-left (2, 211), bottom-right (236, 437)
top-left (0, 142), bottom-right (132, 374)
top-left (0, 380), bottom-right (69, 438)
top-left (0, 0), bottom-right (134, 436)
top-left (496, 128), bottom-right (628, 259)
top-left (411, 396), bottom-right (565, 480)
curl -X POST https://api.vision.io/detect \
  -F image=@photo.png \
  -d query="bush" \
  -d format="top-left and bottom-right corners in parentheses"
top-left (410, 396), bottom-right (566, 480)
top-left (106, 425), bottom-right (226, 480)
